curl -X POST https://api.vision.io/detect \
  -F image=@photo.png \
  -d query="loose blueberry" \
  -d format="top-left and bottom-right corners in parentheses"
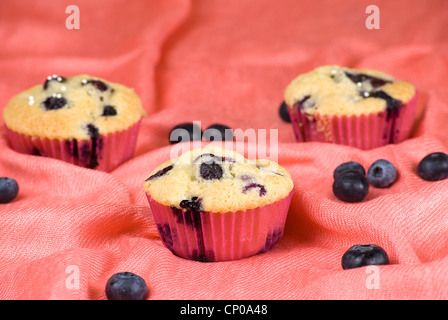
top-left (332, 171), bottom-right (369, 203)
top-left (341, 244), bottom-right (390, 270)
top-left (202, 124), bottom-right (234, 141)
top-left (169, 122), bottom-right (202, 144)
top-left (105, 272), bottom-right (148, 300)
top-left (278, 101), bottom-right (291, 123)
top-left (42, 96), bottom-right (67, 110)
top-left (367, 159), bottom-right (397, 188)
top-left (43, 75), bottom-right (66, 90)
top-left (417, 152), bottom-right (448, 181)
top-left (0, 177), bottom-right (19, 203)
top-left (82, 79), bottom-right (109, 92)
top-left (333, 161), bottom-right (365, 179)
top-left (200, 161), bottom-right (223, 180)
top-left (102, 105), bottom-right (117, 116)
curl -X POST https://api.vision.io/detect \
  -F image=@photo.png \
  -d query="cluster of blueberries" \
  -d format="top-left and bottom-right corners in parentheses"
top-left (334, 151), bottom-right (448, 270)
top-left (332, 159), bottom-right (396, 203)
top-left (332, 151), bottom-right (448, 203)
top-left (2, 102), bottom-right (448, 297)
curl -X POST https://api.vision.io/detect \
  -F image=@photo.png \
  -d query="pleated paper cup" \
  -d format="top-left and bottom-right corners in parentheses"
top-left (288, 92), bottom-right (418, 150)
top-left (146, 190), bottom-right (294, 262)
top-left (4, 120), bottom-right (141, 172)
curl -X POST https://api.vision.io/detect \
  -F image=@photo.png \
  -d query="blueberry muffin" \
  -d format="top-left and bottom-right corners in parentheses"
top-left (284, 65), bottom-right (418, 149)
top-left (3, 74), bottom-right (146, 171)
top-left (143, 146), bottom-right (294, 262)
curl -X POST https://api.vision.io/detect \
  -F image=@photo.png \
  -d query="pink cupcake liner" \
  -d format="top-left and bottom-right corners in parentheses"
top-left (146, 190), bottom-right (294, 262)
top-left (4, 120), bottom-right (141, 172)
top-left (288, 92), bottom-right (418, 150)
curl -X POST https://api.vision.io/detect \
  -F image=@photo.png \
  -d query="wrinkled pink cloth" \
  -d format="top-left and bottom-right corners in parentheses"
top-left (1, 0), bottom-right (448, 299)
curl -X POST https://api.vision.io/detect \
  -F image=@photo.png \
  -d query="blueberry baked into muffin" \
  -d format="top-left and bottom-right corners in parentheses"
top-left (284, 65), bottom-right (418, 149)
top-left (143, 146), bottom-right (294, 262)
top-left (3, 74), bottom-right (146, 171)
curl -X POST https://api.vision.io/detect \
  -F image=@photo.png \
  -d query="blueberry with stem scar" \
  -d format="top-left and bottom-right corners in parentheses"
top-left (367, 159), bottom-right (397, 188)
top-left (105, 272), bottom-right (148, 300)
top-left (341, 244), bottom-right (390, 270)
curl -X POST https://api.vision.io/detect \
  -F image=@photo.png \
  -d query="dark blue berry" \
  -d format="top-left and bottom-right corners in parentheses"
top-left (180, 197), bottom-right (202, 213)
top-left (0, 177), bottom-right (19, 203)
top-left (105, 272), bottom-right (148, 300)
top-left (146, 165), bottom-right (174, 181)
top-left (179, 198), bottom-right (204, 229)
top-left (86, 124), bottom-right (99, 139)
top-left (332, 171), bottom-right (369, 203)
top-left (341, 244), bottom-right (390, 270)
top-left (333, 161), bottom-right (365, 179)
top-left (202, 124), bottom-right (233, 141)
top-left (369, 90), bottom-right (402, 111)
top-left (82, 79), bottom-right (109, 92)
top-left (367, 159), bottom-right (397, 188)
top-left (417, 152), bottom-right (448, 181)
top-left (200, 161), bottom-right (223, 180)
top-left (43, 75), bottom-right (66, 90)
top-left (344, 72), bottom-right (391, 88)
top-left (85, 124), bottom-right (100, 169)
top-left (102, 105), bottom-right (117, 116)
top-left (169, 122), bottom-right (202, 144)
top-left (242, 183), bottom-right (267, 197)
top-left (278, 101), bottom-right (291, 123)
top-left (42, 96), bottom-right (67, 110)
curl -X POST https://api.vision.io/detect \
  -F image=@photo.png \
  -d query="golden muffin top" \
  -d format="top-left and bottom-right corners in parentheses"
top-left (143, 146), bottom-right (294, 213)
top-left (284, 65), bottom-right (416, 117)
top-left (3, 74), bottom-right (146, 140)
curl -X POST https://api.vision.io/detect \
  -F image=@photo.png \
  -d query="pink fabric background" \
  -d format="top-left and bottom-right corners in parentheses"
top-left (1, 0), bottom-right (448, 299)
